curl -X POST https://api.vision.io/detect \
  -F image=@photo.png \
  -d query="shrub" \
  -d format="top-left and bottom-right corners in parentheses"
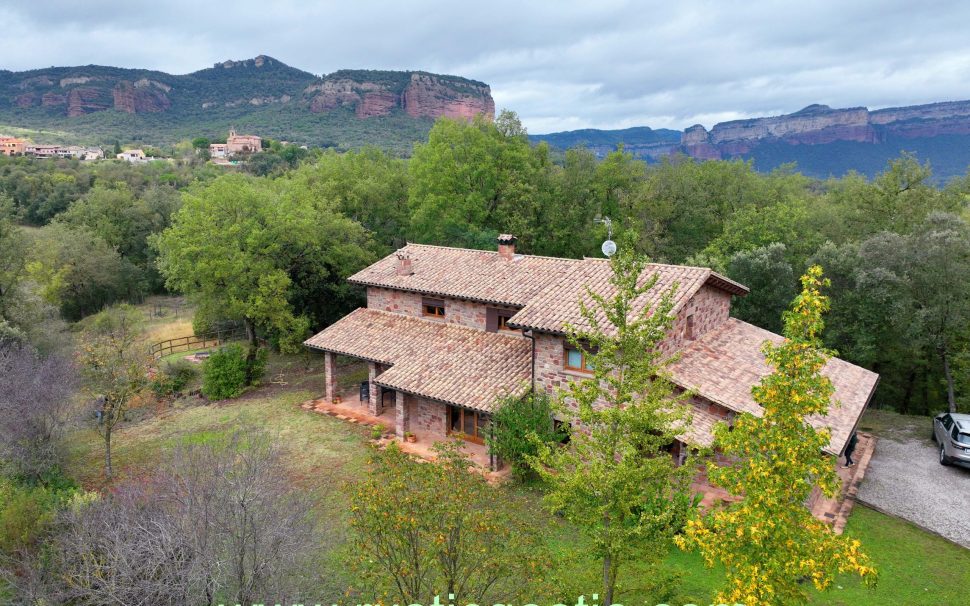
top-left (201, 344), bottom-right (248, 400)
top-left (247, 346), bottom-right (269, 385)
top-left (0, 478), bottom-right (61, 556)
top-left (150, 359), bottom-right (199, 396)
top-left (487, 391), bottom-right (564, 479)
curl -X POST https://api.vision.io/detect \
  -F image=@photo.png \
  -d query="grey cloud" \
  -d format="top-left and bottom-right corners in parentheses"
top-left (3, 0), bottom-right (970, 132)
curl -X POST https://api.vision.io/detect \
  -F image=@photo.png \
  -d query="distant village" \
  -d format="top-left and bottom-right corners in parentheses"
top-left (0, 129), bottom-right (264, 165)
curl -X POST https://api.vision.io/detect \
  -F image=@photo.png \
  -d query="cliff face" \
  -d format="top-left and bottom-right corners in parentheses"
top-left (112, 80), bottom-right (172, 114)
top-left (3, 57), bottom-right (492, 124)
top-left (305, 71), bottom-right (494, 121)
top-left (402, 73), bottom-right (495, 120)
top-left (680, 101), bottom-right (970, 160)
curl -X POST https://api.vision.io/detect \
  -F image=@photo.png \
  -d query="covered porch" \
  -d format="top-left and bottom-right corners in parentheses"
top-left (304, 309), bottom-right (533, 472)
top-left (301, 387), bottom-right (496, 470)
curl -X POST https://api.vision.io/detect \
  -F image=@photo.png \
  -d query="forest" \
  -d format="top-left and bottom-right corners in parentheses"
top-left (4, 110), bottom-right (968, 416)
top-left (3, 110), bottom-right (970, 605)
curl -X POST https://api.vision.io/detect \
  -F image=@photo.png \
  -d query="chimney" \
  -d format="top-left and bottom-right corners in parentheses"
top-left (497, 234), bottom-right (517, 260)
top-left (395, 252), bottom-right (414, 276)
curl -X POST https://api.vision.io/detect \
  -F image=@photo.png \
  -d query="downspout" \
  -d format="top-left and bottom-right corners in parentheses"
top-left (525, 329), bottom-right (536, 392)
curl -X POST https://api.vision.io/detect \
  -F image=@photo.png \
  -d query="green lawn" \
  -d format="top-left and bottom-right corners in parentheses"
top-left (63, 383), bottom-right (970, 606)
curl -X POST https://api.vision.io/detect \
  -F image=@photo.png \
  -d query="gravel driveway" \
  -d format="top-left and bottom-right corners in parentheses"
top-left (856, 415), bottom-right (970, 548)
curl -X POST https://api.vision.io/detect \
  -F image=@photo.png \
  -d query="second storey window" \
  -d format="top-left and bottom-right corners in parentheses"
top-left (422, 297), bottom-right (445, 318)
top-left (564, 343), bottom-right (595, 372)
top-left (486, 307), bottom-right (517, 332)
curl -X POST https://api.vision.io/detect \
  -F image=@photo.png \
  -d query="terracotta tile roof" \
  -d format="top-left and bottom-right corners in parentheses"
top-left (679, 403), bottom-right (720, 448)
top-left (509, 260), bottom-right (747, 335)
top-left (667, 318), bottom-right (878, 455)
top-left (304, 308), bottom-right (531, 412)
top-left (348, 243), bottom-right (581, 307)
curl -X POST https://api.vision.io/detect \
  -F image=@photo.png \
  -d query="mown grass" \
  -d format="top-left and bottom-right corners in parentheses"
top-left (63, 385), bottom-right (969, 605)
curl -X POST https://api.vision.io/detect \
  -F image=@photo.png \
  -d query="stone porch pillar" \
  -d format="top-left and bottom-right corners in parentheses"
top-left (395, 391), bottom-right (409, 437)
top-left (367, 362), bottom-right (381, 416)
top-left (324, 352), bottom-right (337, 403)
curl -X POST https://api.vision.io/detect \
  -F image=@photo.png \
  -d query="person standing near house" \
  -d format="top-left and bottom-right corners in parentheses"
top-left (843, 431), bottom-right (859, 468)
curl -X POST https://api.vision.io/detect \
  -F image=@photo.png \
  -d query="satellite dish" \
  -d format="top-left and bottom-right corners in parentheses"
top-left (601, 239), bottom-right (617, 257)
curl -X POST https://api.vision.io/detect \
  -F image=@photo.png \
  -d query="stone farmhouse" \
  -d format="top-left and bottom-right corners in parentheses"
top-left (305, 235), bottom-right (878, 469)
top-left (210, 129), bottom-right (262, 158)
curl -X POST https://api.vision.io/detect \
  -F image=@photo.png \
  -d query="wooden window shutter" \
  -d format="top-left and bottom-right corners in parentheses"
top-left (486, 307), bottom-right (498, 332)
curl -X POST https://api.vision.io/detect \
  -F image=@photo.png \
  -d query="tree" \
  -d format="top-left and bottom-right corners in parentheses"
top-left (286, 147), bottom-right (410, 248)
top-left (0, 195), bottom-right (28, 322)
top-left (76, 305), bottom-right (150, 480)
top-left (528, 234), bottom-right (696, 606)
top-left (677, 266), bottom-right (877, 606)
top-left (408, 113), bottom-right (546, 250)
top-left (487, 390), bottom-right (564, 479)
top-left (47, 429), bottom-right (322, 605)
top-left (153, 174), bottom-right (374, 378)
top-left (58, 182), bottom-right (177, 291)
top-left (0, 342), bottom-right (76, 480)
top-left (27, 223), bottom-right (142, 321)
top-left (906, 213), bottom-right (970, 413)
top-left (726, 243), bottom-right (797, 333)
top-left (349, 441), bottom-right (546, 604)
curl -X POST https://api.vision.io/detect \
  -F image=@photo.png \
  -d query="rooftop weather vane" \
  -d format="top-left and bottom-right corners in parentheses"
top-left (595, 215), bottom-right (617, 257)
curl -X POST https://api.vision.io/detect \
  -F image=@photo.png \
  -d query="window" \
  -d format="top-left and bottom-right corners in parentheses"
top-left (422, 297), bottom-right (445, 318)
top-left (564, 343), bottom-right (595, 372)
top-left (447, 405), bottom-right (489, 443)
top-left (486, 307), bottom-right (517, 332)
top-left (553, 419), bottom-right (571, 444)
top-left (685, 314), bottom-right (695, 340)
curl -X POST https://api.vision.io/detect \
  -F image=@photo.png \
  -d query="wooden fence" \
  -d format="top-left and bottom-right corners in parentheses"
top-left (148, 327), bottom-right (246, 361)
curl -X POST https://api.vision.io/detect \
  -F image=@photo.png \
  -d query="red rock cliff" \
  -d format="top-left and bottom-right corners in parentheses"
top-left (112, 80), bottom-right (172, 114)
top-left (306, 72), bottom-right (494, 120)
top-left (402, 73), bottom-right (495, 120)
top-left (66, 87), bottom-right (112, 117)
top-left (680, 101), bottom-right (970, 159)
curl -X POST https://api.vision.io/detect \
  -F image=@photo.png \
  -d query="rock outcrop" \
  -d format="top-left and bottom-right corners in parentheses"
top-left (41, 92), bottom-right (66, 108)
top-left (112, 81), bottom-right (171, 114)
top-left (66, 87), bottom-right (111, 117)
top-left (402, 73), bottom-right (495, 120)
top-left (681, 124), bottom-right (721, 160)
top-left (3, 58), bottom-right (493, 127)
top-left (306, 71), bottom-right (494, 120)
top-left (680, 100), bottom-right (970, 160)
top-left (14, 93), bottom-right (36, 108)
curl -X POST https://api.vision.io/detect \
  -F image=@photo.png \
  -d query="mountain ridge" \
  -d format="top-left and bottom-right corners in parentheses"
top-left (531, 99), bottom-right (970, 180)
top-left (0, 55), bottom-right (494, 153)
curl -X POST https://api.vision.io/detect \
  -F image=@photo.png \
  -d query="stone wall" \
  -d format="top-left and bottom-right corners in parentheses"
top-left (534, 284), bottom-right (732, 412)
top-left (661, 284), bottom-right (732, 355)
top-left (366, 286), bottom-right (520, 332)
top-left (395, 392), bottom-right (447, 436)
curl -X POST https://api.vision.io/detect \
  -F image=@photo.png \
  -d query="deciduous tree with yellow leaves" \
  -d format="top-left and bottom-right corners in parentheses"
top-left (676, 265), bottom-right (877, 606)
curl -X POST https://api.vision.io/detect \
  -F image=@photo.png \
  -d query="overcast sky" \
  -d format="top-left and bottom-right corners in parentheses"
top-left (3, 0), bottom-right (970, 133)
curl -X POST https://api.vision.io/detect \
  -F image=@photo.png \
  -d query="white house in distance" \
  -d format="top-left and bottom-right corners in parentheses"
top-left (116, 149), bottom-right (147, 164)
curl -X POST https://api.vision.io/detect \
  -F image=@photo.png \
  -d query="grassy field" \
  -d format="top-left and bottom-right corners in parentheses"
top-left (64, 301), bottom-right (969, 605)
top-left (62, 369), bottom-right (970, 606)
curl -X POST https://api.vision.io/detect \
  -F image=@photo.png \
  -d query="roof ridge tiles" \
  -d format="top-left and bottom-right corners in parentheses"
top-left (402, 241), bottom-right (587, 263)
